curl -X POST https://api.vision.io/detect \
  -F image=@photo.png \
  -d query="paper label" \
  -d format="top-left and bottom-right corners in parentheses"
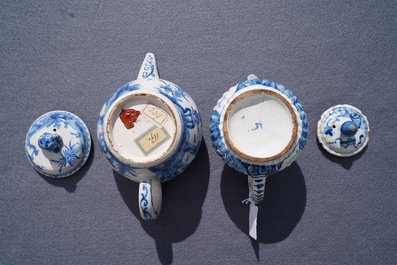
top-left (135, 126), bottom-right (171, 155)
top-left (243, 191), bottom-right (258, 240)
top-left (249, 204), bottom-right (258, 240)
top-left (142, 104), bottom-right (169, 127)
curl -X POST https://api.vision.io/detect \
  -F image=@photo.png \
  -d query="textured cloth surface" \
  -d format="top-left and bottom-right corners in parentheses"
top-left (1, 1), bottom-right (396, 264)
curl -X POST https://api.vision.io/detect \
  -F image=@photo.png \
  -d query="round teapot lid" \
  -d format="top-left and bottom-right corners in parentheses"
top-left (317, 104), bottom-right (369, 157)
top-left (25, 111), bottom-right (91, 178)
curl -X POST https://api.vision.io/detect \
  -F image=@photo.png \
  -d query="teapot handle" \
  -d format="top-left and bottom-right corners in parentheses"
top-left (248, 175), bottom-right (267, 205)
top-left (139, 178), bottom-right (162, 220)
top-left (137, 53), bottom-right (159, 80)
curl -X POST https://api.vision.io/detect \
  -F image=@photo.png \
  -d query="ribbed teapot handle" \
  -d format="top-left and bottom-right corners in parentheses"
top-left (137, 53), bottom-right (159, 80)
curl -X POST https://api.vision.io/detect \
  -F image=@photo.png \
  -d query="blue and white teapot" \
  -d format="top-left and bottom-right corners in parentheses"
top-left (210, 74), bottom-right (308, 205)
top-left (97, 53), bottom-right (202, 220)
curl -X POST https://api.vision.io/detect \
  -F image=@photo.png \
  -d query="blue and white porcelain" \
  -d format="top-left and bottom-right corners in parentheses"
top-left (317, 104), bottom-right (369, 157)
top-left (25, 111), bottom-right (91, 178)
top-left (97, 53), bottom-right (202, 220)
top-left (210, 74), bottom-right (308, 204)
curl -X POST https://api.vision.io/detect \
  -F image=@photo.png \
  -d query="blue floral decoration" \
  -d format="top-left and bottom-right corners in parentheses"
top-left (51, 140), bottom-right (81, 173)
top-left (25, 111), bottom-right (91, 178)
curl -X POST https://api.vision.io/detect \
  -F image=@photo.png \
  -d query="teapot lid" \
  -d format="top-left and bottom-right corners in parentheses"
top-left (25, 111), bottom-right (91, 178)
top-left (317, 104), bottom-right (369, 157)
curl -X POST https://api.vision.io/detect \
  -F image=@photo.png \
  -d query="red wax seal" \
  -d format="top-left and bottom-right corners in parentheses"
top-left (119, 108), bottom-right (140, 129)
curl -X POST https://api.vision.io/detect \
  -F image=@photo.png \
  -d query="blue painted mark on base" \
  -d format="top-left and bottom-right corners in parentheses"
top-left (251, 122), bottom-right (263, 131)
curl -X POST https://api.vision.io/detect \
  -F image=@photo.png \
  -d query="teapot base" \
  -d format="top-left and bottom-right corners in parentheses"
top-left (223, 89), bottom-right (298, 163)
top-left (105, 92), bottom-right (181, 167)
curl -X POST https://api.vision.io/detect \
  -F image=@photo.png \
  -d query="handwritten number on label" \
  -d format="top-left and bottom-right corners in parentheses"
top-left (149, 132), bottom-right (160, 144)
top-left (149, 107), bottom-right (163, 120)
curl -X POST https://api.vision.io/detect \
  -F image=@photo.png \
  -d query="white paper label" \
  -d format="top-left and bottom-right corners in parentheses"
top-left (134, 126), bottom-right (171, 155)
top-left (242, 192), bottom-right (258, 240)
top-left (249, 204), bottom-right (258, 240)
top-left (142, 104), bottom-right (169, 127)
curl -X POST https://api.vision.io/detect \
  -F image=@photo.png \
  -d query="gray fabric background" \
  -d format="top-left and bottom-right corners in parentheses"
top-left (1, 1), bottom-right (396, 264)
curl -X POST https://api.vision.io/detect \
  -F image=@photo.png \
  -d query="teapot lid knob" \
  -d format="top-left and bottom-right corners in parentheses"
top-left (38, 132), bottom-right (63, 153)
top-left (341, 121), bottom-right (357, 137)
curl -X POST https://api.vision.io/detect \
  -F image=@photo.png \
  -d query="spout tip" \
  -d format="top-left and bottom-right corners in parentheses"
top-left (138, 53), bottom-right (159, 79)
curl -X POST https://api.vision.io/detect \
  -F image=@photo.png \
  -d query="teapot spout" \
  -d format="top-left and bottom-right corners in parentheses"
top-left (138, 53), bottom-right (159, 79)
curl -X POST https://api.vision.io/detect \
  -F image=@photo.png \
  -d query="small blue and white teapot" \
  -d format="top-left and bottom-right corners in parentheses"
top-left (210, 74), bottom-right (308, 205)
top-left (97, 53), bottom-right (202, 220)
